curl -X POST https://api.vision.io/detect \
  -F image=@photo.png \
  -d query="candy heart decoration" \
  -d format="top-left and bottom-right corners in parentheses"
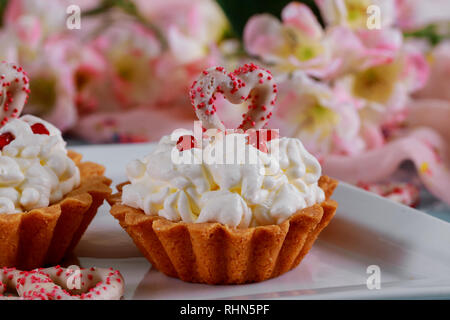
top-left (0, 266), bottom-right (124, 300)
top-left (190, 63), bottom-right (277, 131)
top-left (0, 61), bottom-right (30, 126)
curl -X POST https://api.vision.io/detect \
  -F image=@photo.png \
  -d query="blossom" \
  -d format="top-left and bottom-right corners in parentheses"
top-left (22, 45), bottom-right (77, 131)
top-left (315, 0), bottom-right (396, 30)
top-left (0, 0), bottom-right (82, 131)
top-left (244, 2), bottom-right (403, 79)
top-left (88, 22), bottom-right (165, 110)
top-left (57, 38), bottom-right (109, 117)
top-left (272, 72), bottom-right (365, 157)
top-left (134, 0), bottom-right (229, 64)
top-left (135, 0), bottom-right (229, 46)
top-left (4, 0), bottom-right (68, 38)
top-left (240, 1), bottom-right (449, 206)
top-left (67, 18), bottom-right (221, 142)
top-left (326, 27), bottom-right (403, 76)
top-left (81, 20), bottom-right (219, 113)
top-left (333, 45), bottom-right (429, 127)
top-left (244, 2), bottom-right (340, 78)
top-left (395, 0), bottom-right (450, 31)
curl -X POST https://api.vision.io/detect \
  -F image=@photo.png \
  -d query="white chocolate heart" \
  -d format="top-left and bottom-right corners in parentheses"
top-left (190, 64), bottom-right (277, 131)
top-left (0, 266), bottom-right (124, 300)
top-left (0, 61), bottom-right (30, 126)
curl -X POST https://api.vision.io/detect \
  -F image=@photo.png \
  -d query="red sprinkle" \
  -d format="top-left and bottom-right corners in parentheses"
top-left (30, 123), bottom-right (50, 135)
top-left (0, 132), bottom-right (15, 150)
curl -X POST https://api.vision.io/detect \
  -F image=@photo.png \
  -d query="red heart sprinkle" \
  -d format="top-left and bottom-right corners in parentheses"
top-left (31, 123), bottom-right (49, 135)
top-left (0, 132), bottom-right (15, 150)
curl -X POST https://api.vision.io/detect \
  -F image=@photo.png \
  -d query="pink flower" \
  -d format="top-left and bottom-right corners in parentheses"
top-left (82, 21), bottom-right (218, 113)
top-left (327, 27), bottom-right (403, 76)
top-left (395, 0), bottom-right (450, 31)
top-left (69, 19), bottom-right (220, 142)
top-left (86, 22), bottom-right (165, 110)
top-left (0, 0), bottom-right (88, 131)
top-left (315, 0), bottom-right (396, 29)
top-left (62, 40), bottom-right (109, 116)
top-left (244, 2), bottom-right (403, 79)
top-left (271, 72), bottom-right (365, 157)
top-left (333, 45), bottom-right (429, 127)
top-left (244, 2), bottom-right (341, 79)
top-left (134, 0), bottom-right (229, 48)
top-left (23, 42), bottom-right (78, 131)
top-left (4, 0), bottom-right (68, 37)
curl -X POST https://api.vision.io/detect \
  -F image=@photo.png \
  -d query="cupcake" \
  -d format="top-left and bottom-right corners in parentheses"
top-left (108, 64), bottom-right (338, 284)
top-left (0, 62), bottom-right (111, 270)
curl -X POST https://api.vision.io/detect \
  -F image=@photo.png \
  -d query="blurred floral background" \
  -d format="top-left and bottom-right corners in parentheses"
top-left (0, 0), bottom-right (449, 214)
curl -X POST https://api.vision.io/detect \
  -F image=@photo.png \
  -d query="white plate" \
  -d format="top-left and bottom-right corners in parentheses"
top-left (72, 143), bottom-right (450, 300)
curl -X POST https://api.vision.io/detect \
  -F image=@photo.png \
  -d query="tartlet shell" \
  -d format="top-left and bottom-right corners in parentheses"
top-left (108, 176), bottom-right (338, 284)
top-left (0, 151), bottom-right (112, 270)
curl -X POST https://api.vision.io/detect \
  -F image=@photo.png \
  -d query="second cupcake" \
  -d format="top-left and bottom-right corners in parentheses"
top-left (0, 62), bottom-right (112, 270)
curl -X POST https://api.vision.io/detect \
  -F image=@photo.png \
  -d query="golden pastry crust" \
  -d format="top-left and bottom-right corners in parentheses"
top-left (0, 151), bottom-right (112, 270)
top-left (108, 176), bottom-right (338, 284)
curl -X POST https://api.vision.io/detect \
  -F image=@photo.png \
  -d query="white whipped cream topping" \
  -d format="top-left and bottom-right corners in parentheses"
top-left (122, 130), bottom-right (325, 228)
top-left (0, 115), bottom-right (80, 214)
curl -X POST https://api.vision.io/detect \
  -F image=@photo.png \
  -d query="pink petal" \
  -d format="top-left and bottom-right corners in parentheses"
top-left (323, 128), bottom-right (450, 205)
top-left (401, 50), bottom-right (430, 92)
top-left (3, 0), bottom-right (23, 26)
top-left (315, 0), bottom-right (347, 26)
top-left (356, 28), bottom-right (403, 53)
top-left (396, 0), bottom-right (450, 31)
top-left (327, 27), bottom-right (402, 75)
top-left (288, 55), bottom-right (343, 79)
top-left (243, 14), bottom-right (285, 61)
top-left (14, 16), bottom-right (42, 48)
top-left (281, 2), bottom-right (323, 39)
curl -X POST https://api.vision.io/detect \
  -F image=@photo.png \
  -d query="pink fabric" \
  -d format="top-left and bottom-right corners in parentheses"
top-left (323, 127), bottom-right (450, 205)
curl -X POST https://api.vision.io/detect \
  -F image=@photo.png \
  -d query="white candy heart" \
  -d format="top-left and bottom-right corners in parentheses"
top-left (0, 61), bottom-right (30, 126)
top-left (0, 266), bottom-right (124, 300)
top-left (189, 64), bottom-right (277, 131)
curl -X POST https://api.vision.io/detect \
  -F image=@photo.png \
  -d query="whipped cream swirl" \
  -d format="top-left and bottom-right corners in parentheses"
top-left (123, 130), bottom-right (325, 228)
top-left (0, 115), bottom-right (80, 214)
